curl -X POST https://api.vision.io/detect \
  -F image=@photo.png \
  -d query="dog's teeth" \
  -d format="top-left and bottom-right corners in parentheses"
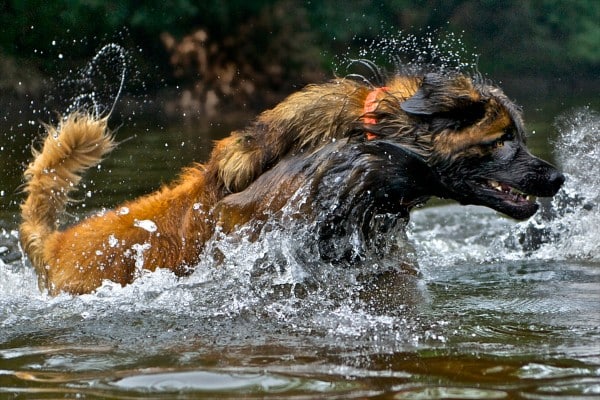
top-left (489, 180), bottom-right (502, 191)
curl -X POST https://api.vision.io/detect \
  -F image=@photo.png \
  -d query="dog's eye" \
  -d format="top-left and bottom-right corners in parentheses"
top-left (490, 129), bottom-right (516, 149)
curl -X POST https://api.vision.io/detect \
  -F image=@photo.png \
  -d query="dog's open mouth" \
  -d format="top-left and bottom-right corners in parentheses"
top-left (466, 178), bottom-right (539, 220)
top-left (486, 180), bottom-right (536, 205)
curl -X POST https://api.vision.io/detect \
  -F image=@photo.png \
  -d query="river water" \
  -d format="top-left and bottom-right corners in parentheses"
top-left (0, 107), bottom-right (599, 398)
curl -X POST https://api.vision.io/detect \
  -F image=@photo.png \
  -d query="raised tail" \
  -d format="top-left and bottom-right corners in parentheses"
top-left (20, 113), bottom-right (115, 288)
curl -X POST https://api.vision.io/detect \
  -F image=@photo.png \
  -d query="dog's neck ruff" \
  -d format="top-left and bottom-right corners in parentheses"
top-left (362, 87), bottom-right (388, 140)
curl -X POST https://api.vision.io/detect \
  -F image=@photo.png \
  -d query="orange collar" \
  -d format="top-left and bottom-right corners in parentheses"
top-left (362, 87), bottom-right (388, 140)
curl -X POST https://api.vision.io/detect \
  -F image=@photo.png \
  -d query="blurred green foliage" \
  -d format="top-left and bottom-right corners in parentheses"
top-left (0, 0), bottom-right (598, 89)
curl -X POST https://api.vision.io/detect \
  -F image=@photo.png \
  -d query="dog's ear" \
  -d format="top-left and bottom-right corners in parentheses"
top-left (401, 73), bottom-right (484, 117)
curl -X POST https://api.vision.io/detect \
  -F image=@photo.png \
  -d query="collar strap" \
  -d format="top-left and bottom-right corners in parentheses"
top-left (362, 87), bottom-right (388, 140)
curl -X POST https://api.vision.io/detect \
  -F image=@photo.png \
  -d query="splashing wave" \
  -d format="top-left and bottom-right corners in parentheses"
top-left (509, 107), bottom-right (600, 260)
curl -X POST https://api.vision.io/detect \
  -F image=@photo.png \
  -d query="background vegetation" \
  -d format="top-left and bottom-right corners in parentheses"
top-left (1, 0), bottom-right (598, 119)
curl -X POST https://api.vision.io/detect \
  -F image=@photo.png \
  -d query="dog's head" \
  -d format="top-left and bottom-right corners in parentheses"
top-left (214, 71), bottom-right (564, 228)
top-left (360, 72), bottom-right (564, 220)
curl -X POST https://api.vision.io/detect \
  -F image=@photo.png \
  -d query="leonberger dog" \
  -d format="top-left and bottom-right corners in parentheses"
top-left (20, 67), bottom-right (564, 295)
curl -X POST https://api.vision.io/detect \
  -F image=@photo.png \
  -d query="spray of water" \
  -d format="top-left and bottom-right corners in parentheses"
top-left (62, 43), bottom-right (128, 118)
top-left (508, 107), bottom-right (600, 260)
top-left (336, 30), bottom-right (479, 79)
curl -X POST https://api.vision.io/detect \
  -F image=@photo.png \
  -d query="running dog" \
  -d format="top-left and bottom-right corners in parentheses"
top-left (20, 68), bottom-right (564, 295)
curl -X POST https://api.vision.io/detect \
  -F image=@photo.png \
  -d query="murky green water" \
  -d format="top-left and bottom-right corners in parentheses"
top-left (1, 103), bottom-right (599, 398)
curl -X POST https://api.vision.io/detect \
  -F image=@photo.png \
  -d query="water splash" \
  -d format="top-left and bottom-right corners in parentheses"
top-left (62, 43), bottom-right (128, 118)
top-left (554, 107), bottom-right (600, 199)
top-left (508, 107), bottom-right (600, 260)
top-left (192, 198), bottom-right (420, 310)
top-left (336, 30), bottom-right (479, 80)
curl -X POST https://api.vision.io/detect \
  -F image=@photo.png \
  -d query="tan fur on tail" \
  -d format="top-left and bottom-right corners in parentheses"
top-left (20, 114), bottom-right (115, 289)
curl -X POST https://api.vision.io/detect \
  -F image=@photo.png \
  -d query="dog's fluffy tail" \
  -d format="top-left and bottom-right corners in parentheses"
top-left (20, 113), bottom-right (115, 285)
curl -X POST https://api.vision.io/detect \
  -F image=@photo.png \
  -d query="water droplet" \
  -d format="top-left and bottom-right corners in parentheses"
top-left (134, 219), bottom-right (158, 233)
top-left (108, 234), bottom-right (119, 248)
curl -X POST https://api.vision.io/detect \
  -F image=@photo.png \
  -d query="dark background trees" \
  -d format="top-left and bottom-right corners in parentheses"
top-left (0, 0), bottom-right (598, 119)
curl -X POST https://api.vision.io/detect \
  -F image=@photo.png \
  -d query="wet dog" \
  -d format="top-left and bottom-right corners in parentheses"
top-left (20, 69), bottom-right (564, 295)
